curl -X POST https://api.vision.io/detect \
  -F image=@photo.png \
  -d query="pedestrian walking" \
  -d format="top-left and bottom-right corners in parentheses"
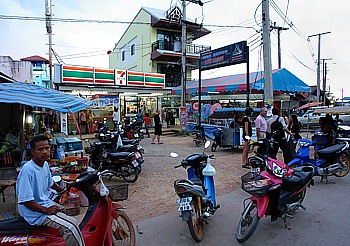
top-left (113, 106), bottom-right (120, 131)
top-left (242, 107), bottom-right (253, 168)
top-left (255, 107), bottom-right (267, 140)
top-left (151, 110), bottom-right (163, 144)
top-left (143, 112), bottom-right (151, 138)
top-left (79, 111), bottom-right (87, 134)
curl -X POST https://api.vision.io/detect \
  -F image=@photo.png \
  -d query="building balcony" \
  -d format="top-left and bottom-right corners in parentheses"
top-left (151, 40), bottom-right (210, 67)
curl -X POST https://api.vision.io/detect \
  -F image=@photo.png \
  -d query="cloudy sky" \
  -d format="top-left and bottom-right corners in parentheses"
top-left (1, 0), bottom-right (349, 99)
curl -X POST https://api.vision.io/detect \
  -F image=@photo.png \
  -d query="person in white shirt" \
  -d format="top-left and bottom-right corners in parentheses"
top-left (255, 107), bottom-right (267, 140)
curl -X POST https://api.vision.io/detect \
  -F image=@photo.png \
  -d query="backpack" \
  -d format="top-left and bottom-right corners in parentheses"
top-left (270, 117), bottom-right (285, 141)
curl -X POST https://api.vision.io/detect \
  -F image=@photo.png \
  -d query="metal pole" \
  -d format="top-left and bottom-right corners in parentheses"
top-left (246, 46), bottom-right (250, 107)
top-left (181, 0), bottom-right (187, 107)
top-left (308, 31), bottom-right (331, 103)
top-left (198, 57), bottom-right (202, 126)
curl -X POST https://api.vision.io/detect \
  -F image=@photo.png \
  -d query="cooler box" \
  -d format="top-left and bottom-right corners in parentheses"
top-left (55, 137), bottom-right (83, 152)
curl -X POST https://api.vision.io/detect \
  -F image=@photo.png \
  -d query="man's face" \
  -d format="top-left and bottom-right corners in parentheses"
top-left (261, 109), bottom-right (267, 117)
top-left (31, 140), bottom-right (51, 163)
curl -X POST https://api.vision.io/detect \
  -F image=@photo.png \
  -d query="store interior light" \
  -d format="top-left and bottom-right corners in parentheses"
top-left (27, 115), bottom-right (33, 124)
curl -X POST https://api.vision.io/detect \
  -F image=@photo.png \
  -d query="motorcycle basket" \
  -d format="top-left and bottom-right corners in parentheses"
top-left (241, 172), bottom-right (272, 198)
top-left (107, 184), bottom-right (129, 201)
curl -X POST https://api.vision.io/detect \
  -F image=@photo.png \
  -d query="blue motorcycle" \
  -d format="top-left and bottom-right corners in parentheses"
top-left (288, 139), bottom-right (350, 182)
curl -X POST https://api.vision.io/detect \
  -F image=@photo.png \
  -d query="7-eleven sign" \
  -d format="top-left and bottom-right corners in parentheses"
top-left (115, 70), bottom-right (126, 85)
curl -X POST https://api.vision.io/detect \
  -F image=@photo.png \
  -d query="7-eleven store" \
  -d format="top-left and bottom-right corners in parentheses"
top-left (54, 64), bottom-right (171, 130)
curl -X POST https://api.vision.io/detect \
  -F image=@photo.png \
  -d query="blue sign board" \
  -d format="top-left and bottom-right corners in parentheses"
top-left (200, 41), bottom-right (247, 71)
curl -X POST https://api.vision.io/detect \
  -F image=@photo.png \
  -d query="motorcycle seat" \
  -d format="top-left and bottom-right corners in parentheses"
top-left (122, 139), bottom-right (139, 145)
top-left (281, 170), bottom-right (313, 191)
top-left (0, 217), bottom-right (43, 235)
top-left (117, 145), bottom-right (135, 152)
top-left (317, 143), bottom-right (347, 158)
top-left (190, 178), bottom-right (202, 186)
top-left (107, 152), bottom-right (134, 161)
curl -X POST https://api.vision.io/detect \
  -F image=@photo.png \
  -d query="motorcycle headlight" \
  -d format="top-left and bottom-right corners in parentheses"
top-left (272, 162), bottom-right (287, 177)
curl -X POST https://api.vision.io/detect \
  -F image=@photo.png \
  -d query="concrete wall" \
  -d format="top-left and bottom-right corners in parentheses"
top-left (0, 56), bottom-right (33, 83)
top-left (109, 9), bottom-right (154, 73)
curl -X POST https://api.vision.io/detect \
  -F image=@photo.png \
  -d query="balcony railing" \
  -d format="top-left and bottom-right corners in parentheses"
top-left (152, 40), bottom-right (210, 54)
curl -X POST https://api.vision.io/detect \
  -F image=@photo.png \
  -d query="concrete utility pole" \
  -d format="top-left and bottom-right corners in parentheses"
top-left (45, 0), bottom-right (53, 89)
top-left (308, 31), bottom-right (331, 103)
top-left (262, 0), bottom-right (273, 108)
top-left (181, 0), bottom-right (203, 107)
top-left (272, 23), bottom-right (288, 69)
top-left (321, 58), bottom-right (332, 104)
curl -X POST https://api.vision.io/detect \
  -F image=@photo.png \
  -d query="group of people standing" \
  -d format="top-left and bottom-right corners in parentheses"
top-left (241, 107), bottom-right (302, 168)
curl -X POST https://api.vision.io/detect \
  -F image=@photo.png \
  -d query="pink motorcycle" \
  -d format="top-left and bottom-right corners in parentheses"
top-left (236, 139), bottom-right (314, 242)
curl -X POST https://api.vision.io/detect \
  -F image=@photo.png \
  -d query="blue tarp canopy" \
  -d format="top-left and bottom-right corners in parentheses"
top-left (0, 82), bottom-right (92, 113)
top-left (172, 68), bottom-right (310, 94)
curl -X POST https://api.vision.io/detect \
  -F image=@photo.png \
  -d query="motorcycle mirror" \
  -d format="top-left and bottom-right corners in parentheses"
top-left (170, 152), bottom-right (179, 158)
top-left (52, 175), bottom-right (62, 183)
top-left (204, 141), bottom-right (211, 149)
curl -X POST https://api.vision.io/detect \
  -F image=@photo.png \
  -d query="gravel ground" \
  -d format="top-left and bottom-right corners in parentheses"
top-left (2, 129), bottom-right (305, 223)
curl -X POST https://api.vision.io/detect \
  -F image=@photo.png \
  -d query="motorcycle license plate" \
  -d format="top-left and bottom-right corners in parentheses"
top-left (251, 167), bottom-right (260, 173)
top-left (135, 151), bottom-right (141, 159)
top-left (176, 197), bottom-right (192, 212)
top-left (132, 159), bottom-right (139, 167)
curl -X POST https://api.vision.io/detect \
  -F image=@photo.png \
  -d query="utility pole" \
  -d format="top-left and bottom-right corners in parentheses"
top-left (271, 23), bottom-right (288, 69)
top-left (45, 0), bottom-right (53, 89)
top-left (308, 31), bottom-right (331, 103)
top-left (262, 0), bottom-right (273, 109)
top-left (321, 58), bottom-right (332, 104)
top-left (181, 0), bottom-right (203, 107)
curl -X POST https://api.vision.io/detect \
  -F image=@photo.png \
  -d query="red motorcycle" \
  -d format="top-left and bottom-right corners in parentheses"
top-left (0, 170), bottom-right (136, 245)
top-left (236, 139), bottom-right (314, 243)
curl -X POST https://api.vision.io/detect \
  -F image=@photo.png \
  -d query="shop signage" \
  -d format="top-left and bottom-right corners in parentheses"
top-left (58, 65), bottom-right (165, 88)
top-left (94, 68), bottom-right (115, 85)
top-left (200, 41), bottom-right (247, 71)
top-left (91, 94), bottom-right (120, 108)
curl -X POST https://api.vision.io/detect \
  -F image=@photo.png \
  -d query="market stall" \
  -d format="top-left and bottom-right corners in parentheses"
top-left (0, 82), bottom-right (92, 196)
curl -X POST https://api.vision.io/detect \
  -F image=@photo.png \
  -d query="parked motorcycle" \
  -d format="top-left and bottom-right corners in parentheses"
top-left (0, 169), bottom-right (136, 245)
top-left (172, 141), bottom-right (220, 242)
top-left (288, 139), bottom-right (350, 182)
top-left (192, 124), bottom-right (206, 147)
top-left (85, 140), bottom-right (139, 183)
top-left (236, 139), bottom-right (314, 243)
top-left (98, 133), bottom-right (144, 174)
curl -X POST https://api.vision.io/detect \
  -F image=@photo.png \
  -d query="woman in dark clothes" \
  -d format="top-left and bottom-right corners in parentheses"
top-left (151, 110), bottom-right (163, 144)
top-left (287, 114), bottom-right (302, 162)
top-left (241, 107), bottom-right (253, 168)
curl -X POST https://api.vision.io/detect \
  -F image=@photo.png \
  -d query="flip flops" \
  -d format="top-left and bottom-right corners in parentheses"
top-left (151, 142), bottom-right (156, 144)
top-left (158, 142), bottom-right (163, 144)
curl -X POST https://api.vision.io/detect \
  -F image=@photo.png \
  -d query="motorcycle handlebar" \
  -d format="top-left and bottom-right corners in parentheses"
top-left (174, 164), bottom-right (182, 168)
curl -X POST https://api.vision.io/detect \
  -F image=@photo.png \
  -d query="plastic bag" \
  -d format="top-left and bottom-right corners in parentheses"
top-left (99, 177), bottom-right (109, 196)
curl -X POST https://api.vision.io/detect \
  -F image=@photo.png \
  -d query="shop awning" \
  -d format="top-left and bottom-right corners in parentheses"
top-left (172, 68), bottom-right (311, 95)
top-left (0, 82), bottom-right (92, 113)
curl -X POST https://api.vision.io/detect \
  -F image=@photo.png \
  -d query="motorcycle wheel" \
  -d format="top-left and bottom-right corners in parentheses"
top-left (112, 210), bottom-right (136, 246)
top-left (334, 155), bottom-right (350, 177)
top-left (211, 141), bottom-right (218, 152)
top-left (120, 164), bottom-right (138, 183)
top-left (187, 198), bottom-right (204, 242)
top-left (236, 200), bottom-right (260, 243)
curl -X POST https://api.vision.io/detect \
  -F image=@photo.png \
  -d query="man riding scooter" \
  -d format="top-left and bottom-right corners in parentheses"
top-left (16, 135), bottom-right (85, 246)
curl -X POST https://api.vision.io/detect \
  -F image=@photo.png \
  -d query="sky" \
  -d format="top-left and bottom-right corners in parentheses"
top-left (0, 0), bottom-right (349, 100)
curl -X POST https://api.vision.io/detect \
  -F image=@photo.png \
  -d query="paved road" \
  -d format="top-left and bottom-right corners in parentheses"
top-left (134, 173), bottom-right (350, 246)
